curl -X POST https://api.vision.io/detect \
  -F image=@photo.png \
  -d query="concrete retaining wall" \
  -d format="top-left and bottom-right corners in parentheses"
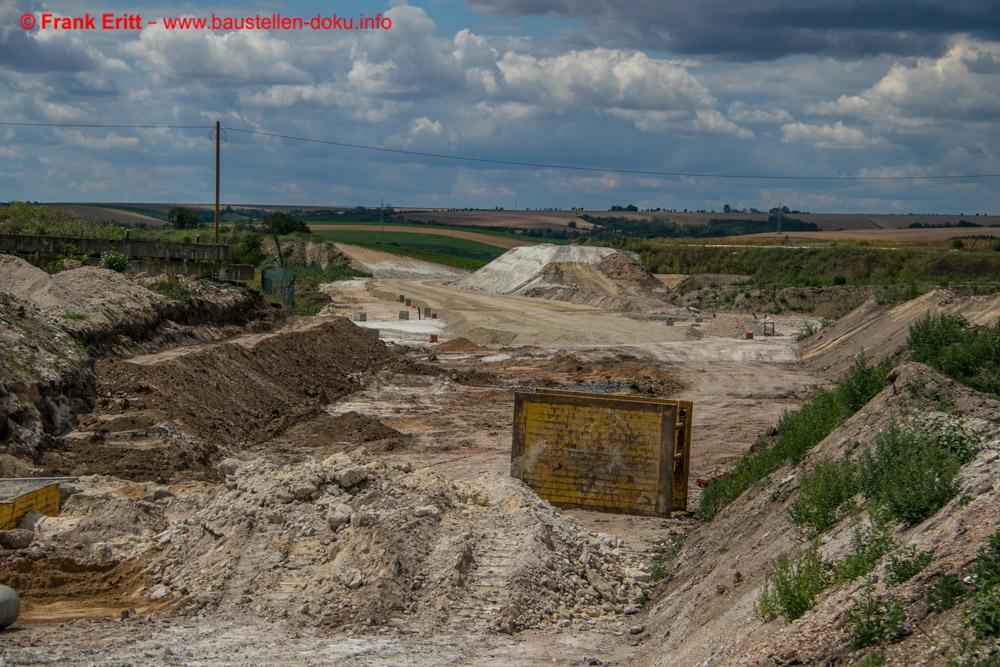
top-left (0, 234), bottom-right (232, 261)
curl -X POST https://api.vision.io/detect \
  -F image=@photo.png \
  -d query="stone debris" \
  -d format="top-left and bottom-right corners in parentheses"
top-left (24, 450), bottom-right (654, 635)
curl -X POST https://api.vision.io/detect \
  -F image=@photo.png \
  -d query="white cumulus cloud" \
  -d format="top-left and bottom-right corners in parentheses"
top-left (781, 121), bottom-right (874, 148)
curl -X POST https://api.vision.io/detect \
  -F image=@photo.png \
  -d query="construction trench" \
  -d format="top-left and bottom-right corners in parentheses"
top-left (10, 244), bottom-right (996, 664)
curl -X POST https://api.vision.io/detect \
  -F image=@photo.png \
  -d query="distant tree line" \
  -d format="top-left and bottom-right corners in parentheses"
top-left (581, 215), bottom-right (818, 240)
top-left (908, 220), bottom-right (995, 229)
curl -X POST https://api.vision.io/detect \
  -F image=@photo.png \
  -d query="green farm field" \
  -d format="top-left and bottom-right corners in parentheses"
top-left (310, 229), bottom-right (510, 269)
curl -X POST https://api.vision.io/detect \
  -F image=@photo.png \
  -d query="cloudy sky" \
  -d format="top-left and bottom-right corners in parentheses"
top-left (1, 0), bottom-right (998, 213)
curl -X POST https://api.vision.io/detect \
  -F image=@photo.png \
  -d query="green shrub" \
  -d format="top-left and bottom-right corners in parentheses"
top-left (837, 353), bottom-right (895, 415)
top-left (841, 581), bottom-right (911, 648)
top-left (794, 321), bottom-right (819, 341)
top-left (861, 649), bottom-right (886, 666)
top-left (99, 249), bottom-right (130, 273)
top-left (233, 233), bottom-right (266, 266)
top-left (966, 591), bottom-right (1000, 639)
top-left (927, 570), bottom-right (968, 611)
top-left (756, 543), bottom-right (826, 623)
top-left (857, 418), bottom-right (975, 527)
top-left (908, 312), bottom-right (1000, 396)
top-left (788, 455), bottom-right (857, 536)
top-left (885, 546), bottom-right (933, 587)
top-left (973, 529), bottom-right (1000, 591)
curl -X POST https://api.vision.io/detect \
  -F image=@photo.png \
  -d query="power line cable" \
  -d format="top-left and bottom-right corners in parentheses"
top-left (2, 120), bottom-right (998, 181)
top-left (217, 126), bottom-right (1000, 181)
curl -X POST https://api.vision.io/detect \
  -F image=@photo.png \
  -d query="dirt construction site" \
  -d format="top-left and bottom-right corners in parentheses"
top-left (1, 244), bottom-right (1000, 665)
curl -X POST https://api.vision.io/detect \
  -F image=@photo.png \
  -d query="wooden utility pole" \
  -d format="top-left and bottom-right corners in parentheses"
top-left (214, 120), bottom-right (220, 244)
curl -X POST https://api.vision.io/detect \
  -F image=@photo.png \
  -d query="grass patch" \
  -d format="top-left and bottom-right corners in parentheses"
top-left (58, 311), bottom-right (87, 321)
top-left (149, 275), bottom-right (193, 302)
top-left (352, 242), bottom-right (489, 271)
top-left (861, 649), bottom-right (887, 667)
top-left (311, 230), bottom-right (505, 267)
top-left (698, 352), bottom-right (890, 522)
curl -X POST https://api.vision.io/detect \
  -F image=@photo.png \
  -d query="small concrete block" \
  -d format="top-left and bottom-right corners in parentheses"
top-left (398, 311), bottom-right (409, 320)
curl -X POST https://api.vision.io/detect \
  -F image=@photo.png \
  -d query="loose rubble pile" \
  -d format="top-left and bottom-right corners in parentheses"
top-left (4, 451), bottom-right (654, 636)
top-left (152, 451), bottom-right (652, 634)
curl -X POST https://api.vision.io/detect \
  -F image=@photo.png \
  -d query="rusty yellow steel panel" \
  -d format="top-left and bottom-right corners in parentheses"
top-left (0, 483), bottom-right (60, 530)
top-left (511, 391), bottom-right (677, 517)
top-left (533, 390), bottom-right (693, 512)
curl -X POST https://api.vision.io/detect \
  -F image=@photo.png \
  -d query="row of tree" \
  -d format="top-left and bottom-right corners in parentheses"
top-left (167, 207), bottom-right (309, 235)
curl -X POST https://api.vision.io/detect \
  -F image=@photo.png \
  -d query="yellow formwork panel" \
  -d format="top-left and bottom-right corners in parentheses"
top-left (532, 389), bottom-right (693, 512)
top-left (0, 483), bottom-right (60, 530)
top-left (511, 391), bottom-right (678, 517)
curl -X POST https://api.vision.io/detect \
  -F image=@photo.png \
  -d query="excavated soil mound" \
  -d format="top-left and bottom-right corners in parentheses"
top-left (431, 337), bottom-right (480, 353)
top-left (452, 244), bottom-right (682, 315)
top-left (0, 556), bottom-right (156, 622)
top-left (0, 255), bottom-right (274, 350)
top-left (452, 244), bottom-right (620, 295)
top-left (0, 292), bottom-right (93, 460)
top-left (490, 352), bottom-right (684, 396)
top-left (40, 319), bottom-right (407, 483)
top-left (596, 252), bottom-right (666, 293)
top-left (254, 412), bottom-right (410, 462)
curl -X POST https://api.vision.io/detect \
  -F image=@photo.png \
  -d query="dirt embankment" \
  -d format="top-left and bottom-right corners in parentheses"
top-left (626, 361), bottom-right (1000, 666)
top-left (41, 318), bottom-right (411, 483)
top-left (0, 255), bottom-right (279, 469)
